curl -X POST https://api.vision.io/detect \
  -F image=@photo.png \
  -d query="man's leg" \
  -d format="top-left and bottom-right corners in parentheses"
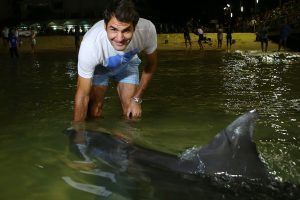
top-left (9, 48), bottom-right (13, 58)
top-left (15, 48), bottom-right (19, 58)
top-left (283, 38), bottom-right (287, 51)
top-left (226, 38), bottom-right (229, 49)
top-left (117, 83), bottom-right (138, 116)
top-left (88, 85), bottom-right (108, 118)
top-left (278, 39), bottom-right (282, 51)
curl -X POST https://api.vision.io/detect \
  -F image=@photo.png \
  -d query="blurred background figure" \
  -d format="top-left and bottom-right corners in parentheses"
top-left (31, 28), bottom-right (37, 55)
top-left (74, 25), bottom-right (81, 53)
top-left (278, 18), bottom-right (292, 51)
top-left (217, 24), bottom-right (223, 48)
top-left (259, 23), bottom-right (268, 52)
top-left (2, 26), bottom-right (9, 47)
top-left (197, 26), bottom-right (204, 50)
top-left (183, 25), bottom-right (192, 48)
top-left (226, 25), bottom-right (232, 51)
top-left (8, 28), bottom-right (19, 58)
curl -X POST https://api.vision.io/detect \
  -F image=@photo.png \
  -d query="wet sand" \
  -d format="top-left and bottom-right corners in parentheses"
top-left (0, 33), bottom-right (280, 54)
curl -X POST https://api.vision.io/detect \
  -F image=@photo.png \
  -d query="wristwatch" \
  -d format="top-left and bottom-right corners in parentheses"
top-left (131, 97), bottom-right (143, 104)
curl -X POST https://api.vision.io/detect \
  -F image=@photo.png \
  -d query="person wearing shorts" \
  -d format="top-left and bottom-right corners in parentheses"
top-left (73, 0), bottom-right (157, 123)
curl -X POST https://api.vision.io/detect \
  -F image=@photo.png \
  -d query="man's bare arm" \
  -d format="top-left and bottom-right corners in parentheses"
top-left (126, 50), bottom-right (157, 118)
top-left (133, 50), bottom-right (157, 98)
top-left (73, 76), bottom-right (92, 122)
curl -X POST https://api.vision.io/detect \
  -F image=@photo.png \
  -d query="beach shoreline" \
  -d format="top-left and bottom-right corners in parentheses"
top-left (0, 33), bottom-right (281, 54)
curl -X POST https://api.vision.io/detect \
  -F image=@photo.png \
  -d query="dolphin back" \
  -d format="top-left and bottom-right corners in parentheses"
top-left (182, 110), bottom-right (270, 180)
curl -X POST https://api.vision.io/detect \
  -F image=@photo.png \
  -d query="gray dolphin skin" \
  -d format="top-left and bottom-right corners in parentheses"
top-left (66, 110), bottom-right (269, 180)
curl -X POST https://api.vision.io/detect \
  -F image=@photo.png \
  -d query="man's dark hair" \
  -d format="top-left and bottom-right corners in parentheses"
top-left (103, 0), bottom-right (139, 27)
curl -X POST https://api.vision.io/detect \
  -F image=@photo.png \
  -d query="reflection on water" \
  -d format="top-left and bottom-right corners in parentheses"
top-left (0, 50), bottom-right (299, 199)
top-left (221, 51), bottom-right (300, 184)
top-left (222, 51), bottom-right (300, 127)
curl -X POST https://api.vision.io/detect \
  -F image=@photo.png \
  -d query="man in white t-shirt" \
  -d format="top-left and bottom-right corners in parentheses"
top-left (73, 0), bottom-right (157, 122)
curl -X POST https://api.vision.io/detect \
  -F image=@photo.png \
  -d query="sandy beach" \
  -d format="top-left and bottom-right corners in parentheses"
top-left (157, 33), bottom-right (279, 51)
top-left (0, 33), bottom-right (280, 54)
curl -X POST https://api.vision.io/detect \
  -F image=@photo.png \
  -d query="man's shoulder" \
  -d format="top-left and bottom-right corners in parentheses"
top-left (83, 20), bottom-right (105, 38)
top-left (137, 18), bottom-right (152, 24)
top-left (81, 20), bottom-right (106, 44)
top-left (136, 18), bottom-right (155, 30)
top-left (132, 18), bottom-right (157, 54)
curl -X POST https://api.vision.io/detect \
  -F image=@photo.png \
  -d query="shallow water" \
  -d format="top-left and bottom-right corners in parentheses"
top-left (0, 50), bottom-right (299, 199)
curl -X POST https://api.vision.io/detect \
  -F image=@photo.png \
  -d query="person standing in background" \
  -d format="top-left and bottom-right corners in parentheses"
top-left (31, 28), bottom-right (37, 55)
top-left (8, 28), bottom-right (19, 58)
top-left (217, 24), bottom-right (223, 48)
top-left (226, 25), bottom-right (232, 51)
top-left (278, 19), bottom-right (292, 51)
top-left (197, 26), bottom-right (204, 50)
top-left (259, 23), bottom-right (268, 52)
top-left (183, 25), bottom-right (192, 48)
top-left (74, 25), bottom-right (81, 53)
top-left (2, 26), bottom-right (9, 47)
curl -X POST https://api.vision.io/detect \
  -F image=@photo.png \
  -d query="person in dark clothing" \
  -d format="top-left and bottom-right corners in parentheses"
top-left (226, 25), bottom-right (232, 50)
top-left (8, 28), bottom-right (19, 58)
top-left (278, 19), bottom-right (292, 51)
top-left (74, 25), bottom-right (81, 53)
top-left (183, 25), bottom-right (192, 48)
top-left (259, 24), bottom-right (268, 52)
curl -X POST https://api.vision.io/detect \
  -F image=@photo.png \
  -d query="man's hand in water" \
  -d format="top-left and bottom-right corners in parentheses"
top-left (126, 101), bottom-right (142, 119)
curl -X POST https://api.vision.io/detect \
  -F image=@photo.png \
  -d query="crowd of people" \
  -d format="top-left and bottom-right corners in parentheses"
top-left (180, 0), bottom-right (298, 52)
top-left (245, 0), bottom-right (298, 52)
top-left (182, 18), bottom-right (234, 51)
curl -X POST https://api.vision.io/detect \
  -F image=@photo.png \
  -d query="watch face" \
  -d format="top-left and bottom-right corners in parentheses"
top-left (132, 97), bottom-right (142, 104)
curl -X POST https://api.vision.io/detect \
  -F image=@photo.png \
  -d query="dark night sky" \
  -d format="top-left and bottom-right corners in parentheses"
top-left (135, 0), bottom-right (281, 24)
top-left (0, 0), bottom-right (283, 26)
top-left (137, 0), bottom-right (229, 22)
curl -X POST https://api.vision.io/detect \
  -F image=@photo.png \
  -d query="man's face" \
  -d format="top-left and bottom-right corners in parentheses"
top-left (106, 15), bottom-right (134, 51)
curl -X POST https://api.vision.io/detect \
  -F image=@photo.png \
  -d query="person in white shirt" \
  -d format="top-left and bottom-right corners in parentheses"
top-left (197, 26), bottom-right (204, 50)
top-left (73, 0), bottom-right (157, 123)
top-left (30, 28), bottom-right (37, 54)
top-left (2, 26), bottom-right (9, 46)
top-left (217, 25), bottom-right (223, 48)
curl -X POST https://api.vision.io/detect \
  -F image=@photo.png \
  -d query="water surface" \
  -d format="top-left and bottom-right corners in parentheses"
top-left (0, 49), bottom-right (299, 199)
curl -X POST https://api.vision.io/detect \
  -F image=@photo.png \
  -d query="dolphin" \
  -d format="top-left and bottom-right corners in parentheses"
top-left (65, 109), bottom-right (270, 180)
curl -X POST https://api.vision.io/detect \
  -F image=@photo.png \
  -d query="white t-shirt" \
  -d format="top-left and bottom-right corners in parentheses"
top-left (197, 28), bottom-right (204, 35)
top-left (78, 18), bottom-right (157, 79)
